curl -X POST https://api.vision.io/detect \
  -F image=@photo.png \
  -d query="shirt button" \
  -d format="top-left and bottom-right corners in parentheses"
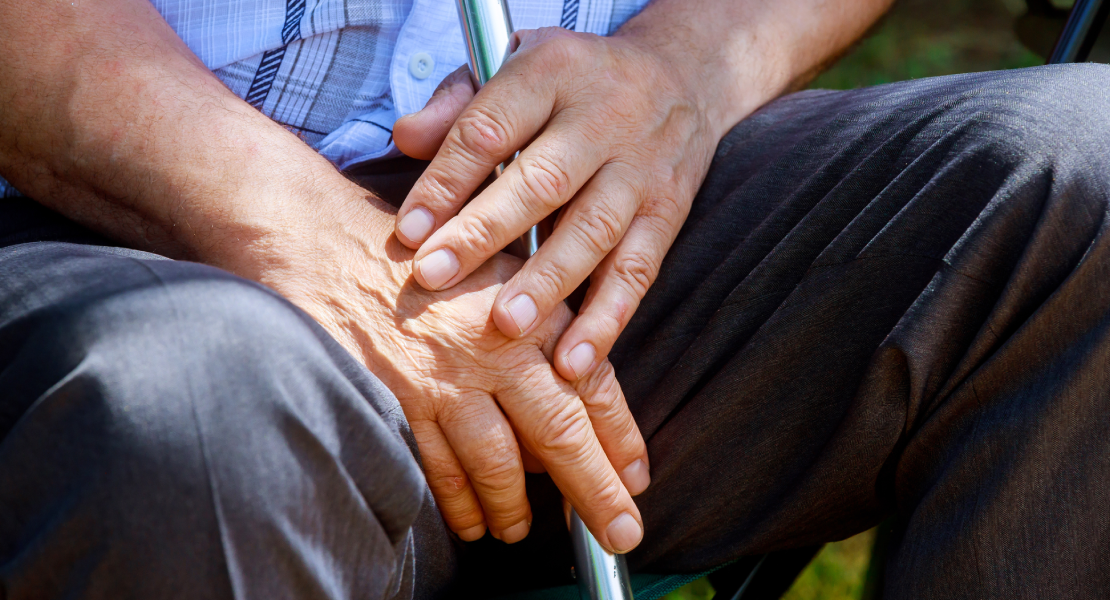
top-left (409, 52), bottom-right (435, 80)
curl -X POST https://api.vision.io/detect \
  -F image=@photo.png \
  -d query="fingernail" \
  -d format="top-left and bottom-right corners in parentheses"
top-left (458, 524), bottom-right (486, 542)
top-left (418, 248), bottom-right (459, 289)
top-left (398, 207), bottom-right (435, 243)
top-left (566, 342), bottom-right (596, 379)
top-left (621, 459), bottom-right (651, 496)
top-left (606, 512), bottom-right (643, 554)
top-left (499, 519), bottom-right (531, 544)
top-left (504, 294), bottom-right (538, 335)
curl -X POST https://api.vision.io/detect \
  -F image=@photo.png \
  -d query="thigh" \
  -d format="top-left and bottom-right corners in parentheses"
top-left (420, 64), bottom-right (1110, 596)
top-left (0, 237), bottom-right (454, 599)
top-left (611, 62), bottom-right (1110, 596)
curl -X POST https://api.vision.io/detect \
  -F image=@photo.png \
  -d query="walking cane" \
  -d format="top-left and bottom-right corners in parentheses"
top-left (455, 2), bottom-right (635, 598)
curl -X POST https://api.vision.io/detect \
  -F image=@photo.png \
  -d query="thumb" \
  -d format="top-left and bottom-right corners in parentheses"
top-left (394, 64), bottom-right (475, 160)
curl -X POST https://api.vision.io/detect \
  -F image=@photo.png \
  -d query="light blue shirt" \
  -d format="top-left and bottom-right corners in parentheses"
top-left (0, 0), bottom-right (650, 198)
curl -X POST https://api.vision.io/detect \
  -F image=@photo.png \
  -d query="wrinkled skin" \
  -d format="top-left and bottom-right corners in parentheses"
top-left (0, 0), bottom-right (649, 552)
top-left (394, 28), bottom-right (720, 385)
top-left (238, 195), bottom-right (650, 551)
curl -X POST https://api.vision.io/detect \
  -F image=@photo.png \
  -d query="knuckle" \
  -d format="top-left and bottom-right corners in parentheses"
top-left (527, 258), bottom-right (574, 303)
top-left (437, 392), bottom-right (482, 424)
top-left (415, 168), bottom-right (470, 211)
top-left (590, 400), bottom-right (644, 456)
top-left (596, 97), bottom-right (640, 128)
top-left (513, 154), bottom-right (572, 210)
top-left (529, 305), bottom-right (573, 354)
top-left (415, 173), bottom-right (455, 204)
top-left (454, 212), bottom-right (505, 258)
top-left (587, 395), bottom-right (627, 434)
top-left (615, 420), bottom-right (645, 455)
top-left (613, 252), bottom-right (658, 298)
top-left (442, 506), bottom-right (485, 530)
top-left (573, 311), bottom-right (624, 353)
top-left (427, 471), bottom-right (472, 499)
top-left (532, 403), bottom-right (592, 458)
top-left (596, 306), bottom-right (626, 337)
top-left (579, 362), bottom-right (621, 411)
top-left (571, 201), bottom-right (625, 254)
top-left (538, 31), bottom-right (591, 65)
top-left (584, 478), bottom-right (625, 513)
top-left (471, 450), bottom-right (522, 494)
top-left (456, 105), bottom-right (514, 159)
top-left (450, 510), bottom-right (486, 530)
top-left (640, 194), bottom-right (687, 226)
top-left (571, 115), bottom-right (610, 142)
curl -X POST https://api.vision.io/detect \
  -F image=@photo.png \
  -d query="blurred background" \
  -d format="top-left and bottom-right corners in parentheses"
top-left (663, 0), bottom-right (1090, 598)
top-left (811, 0), bottom-right (1050, 91)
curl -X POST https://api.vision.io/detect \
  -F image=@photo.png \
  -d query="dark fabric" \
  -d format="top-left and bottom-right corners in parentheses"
top-left (0, 197), bottom-right (110, 248)
top-left (3, 62), bottom-right (1110, 599)
top-left (0, 244), bottom-right (454, 600)
top-left (611, 63), bottom-right (1110, 594)
top-left (345, 155), bottom-right (431, 208)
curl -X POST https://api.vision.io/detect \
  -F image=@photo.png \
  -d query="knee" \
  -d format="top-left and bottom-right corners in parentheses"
top-left (947, 64), bottom-right (1110, 162)
top-left (1016, 63), bottom-right (1110, 108)
top-left (50, 258), bottom-right (324, 391)
top-left (25, 260), bottom-right (339, 495)
top-left (25, 255), bottom-right (421, 522)
top-left (59, 260), bottom-right (320, 377)
top-left (893, 64), bottom-right (1110, 225)
top-left (6, 257), bottom-right (421, 597)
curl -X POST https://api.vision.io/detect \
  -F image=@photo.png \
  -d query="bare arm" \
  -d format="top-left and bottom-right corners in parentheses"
top-left (619, 0), bottom-right (895, 129)
top-left (0, 0), bottom-right (345, 267)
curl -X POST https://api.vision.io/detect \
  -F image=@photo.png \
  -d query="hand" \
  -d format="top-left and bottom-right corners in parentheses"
top-left (0, 0), bottom-right (650, 552)
top-left (238, 193), bottom-right (651, 553)
top-left (392, 27), bottom-right (722, 382)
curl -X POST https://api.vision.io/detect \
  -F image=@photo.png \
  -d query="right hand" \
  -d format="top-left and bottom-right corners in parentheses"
top-left (238, 192), bottom-right (651, 553)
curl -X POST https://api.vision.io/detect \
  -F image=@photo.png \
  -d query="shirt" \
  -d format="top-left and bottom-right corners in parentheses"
top-left (0, 0), bottom-right (650, 198)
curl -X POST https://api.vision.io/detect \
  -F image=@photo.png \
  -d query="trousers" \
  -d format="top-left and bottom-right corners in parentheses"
top-left (3, 63), bottom-right (1110, 599)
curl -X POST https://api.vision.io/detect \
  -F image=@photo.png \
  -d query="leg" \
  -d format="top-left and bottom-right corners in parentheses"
top-left (608, 63), bottom-right (1110, 597)
top-left (0, 240), bottom-right (456, 599)
top-left (7, 62), bottom-right (1110, 599)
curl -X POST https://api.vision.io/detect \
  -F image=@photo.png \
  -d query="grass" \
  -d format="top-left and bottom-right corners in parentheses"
top-left (662, 576), bottom-right (718, 600)
top-left (810, 0), bottom-right (1043, 91)
top-left (781, 531), bottom-right (877, 600)
top-left (659, 529), bottom-right (878, 600)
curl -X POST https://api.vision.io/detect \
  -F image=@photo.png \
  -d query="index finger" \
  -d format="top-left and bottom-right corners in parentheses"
top-left (411, 122), bottom-right (606, 292)
top-left (494, 352), bottom-right (644, 554)
top-left (395, 61), bottom-right (554, 248)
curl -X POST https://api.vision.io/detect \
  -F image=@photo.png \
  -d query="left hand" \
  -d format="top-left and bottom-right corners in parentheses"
top-left (392, 27), bottom-right (723, 382)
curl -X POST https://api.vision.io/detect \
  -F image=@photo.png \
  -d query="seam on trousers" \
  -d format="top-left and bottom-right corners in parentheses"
top-left (129, 257), bottom-right (243, 600)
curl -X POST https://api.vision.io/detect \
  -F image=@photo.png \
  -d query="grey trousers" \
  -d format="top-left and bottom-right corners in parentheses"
top-left (4, 63), bottom-right (1110, 599)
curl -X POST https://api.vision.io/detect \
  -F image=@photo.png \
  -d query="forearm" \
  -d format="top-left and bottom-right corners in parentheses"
top-left (617, 0), bottom-right (894, 136)
top-left (0, 0), bottom-right (391, 274)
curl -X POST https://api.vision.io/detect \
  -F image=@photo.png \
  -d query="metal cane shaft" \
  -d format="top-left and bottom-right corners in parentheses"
top-left (571, 509), bottom-right (635, 600)
top-left (457, 0), bottom-right (515, 87)
top-left (456, 0), bottom-right (553, 259)
top-left (456, 3), bottom-right (633, 599)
